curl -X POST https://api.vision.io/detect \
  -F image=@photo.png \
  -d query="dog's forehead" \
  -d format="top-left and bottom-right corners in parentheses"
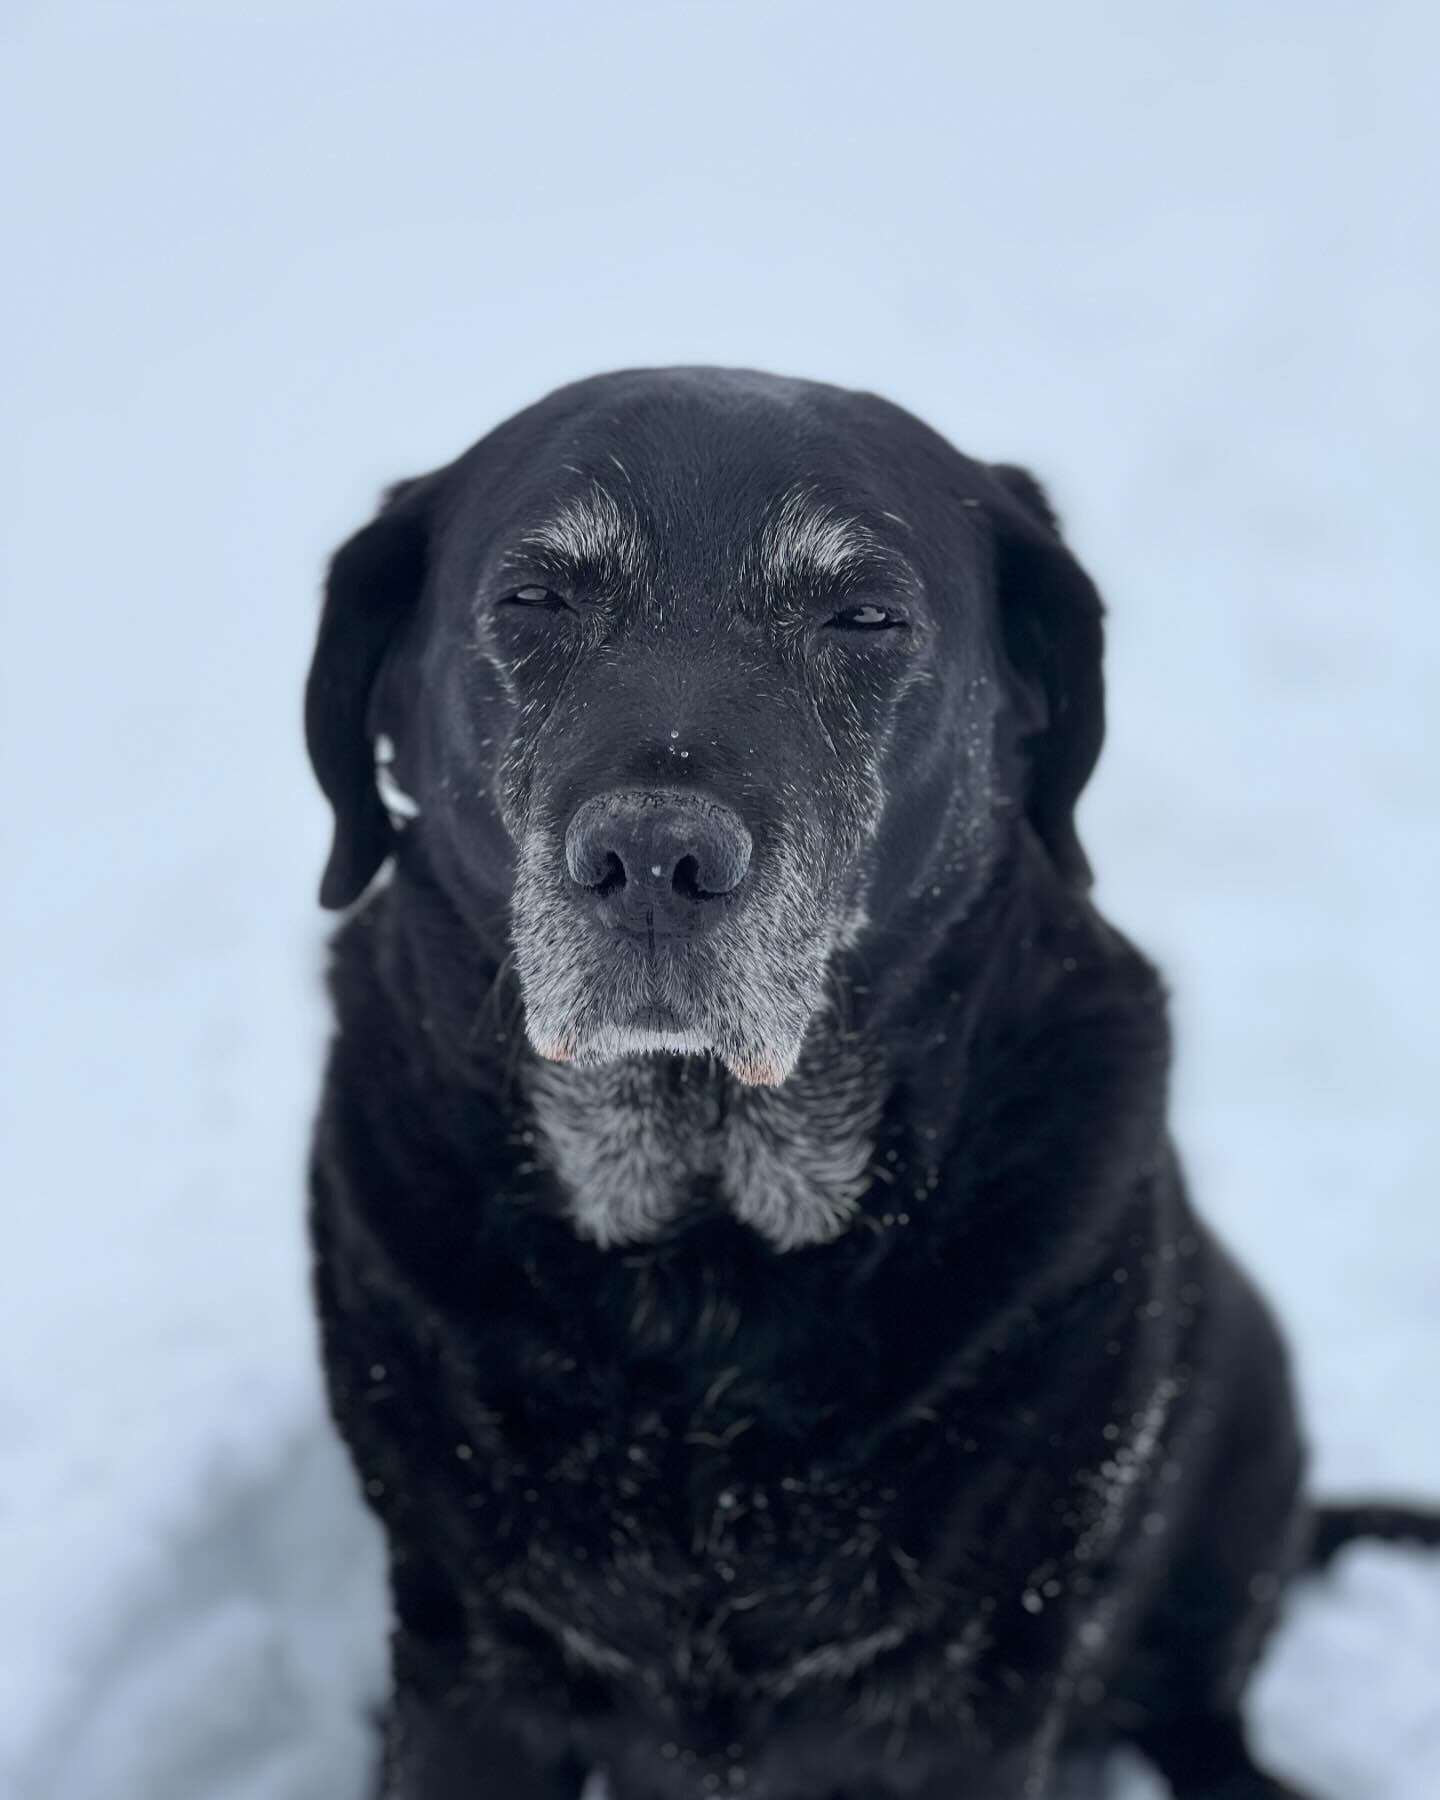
top-left (481, 376), bottom-right (924, 597)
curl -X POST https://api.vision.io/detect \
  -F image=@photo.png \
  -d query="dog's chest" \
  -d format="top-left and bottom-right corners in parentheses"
top-left (525, 1052), bottom-right (884, 1253)
top-left (463, 1333), bottom-right (944, 1712)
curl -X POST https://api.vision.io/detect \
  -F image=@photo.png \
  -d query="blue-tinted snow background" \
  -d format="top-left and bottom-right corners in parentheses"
top-left (2, 2), bottom-right (1437, 1795)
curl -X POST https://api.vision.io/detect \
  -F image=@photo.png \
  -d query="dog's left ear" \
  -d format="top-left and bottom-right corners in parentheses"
top-left (986, 463), bottom-right (1105, 889)
top-left (305, 473), bottom-right (439, 910)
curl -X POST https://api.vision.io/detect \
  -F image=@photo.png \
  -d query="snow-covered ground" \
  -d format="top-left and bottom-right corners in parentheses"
top-left (2, 3), bottom-right (1437, 1796)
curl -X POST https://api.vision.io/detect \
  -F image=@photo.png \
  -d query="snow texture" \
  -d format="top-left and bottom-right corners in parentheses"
top-left (1, 2), bottom-right (1436, 1796)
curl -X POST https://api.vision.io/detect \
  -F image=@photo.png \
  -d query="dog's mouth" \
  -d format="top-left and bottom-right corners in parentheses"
top-left (514, 914), bottom-right (821, 1088)
top-left (533, 1037), bottom-right (799, 1088)
top-left (525, 986), bottom-right (802, 1088)
top-left (530, 997), bottom-right (708, 1065)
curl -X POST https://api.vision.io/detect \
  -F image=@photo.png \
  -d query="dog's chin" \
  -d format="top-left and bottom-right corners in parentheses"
top-left (526, 1014), bottom-right (801, 1088)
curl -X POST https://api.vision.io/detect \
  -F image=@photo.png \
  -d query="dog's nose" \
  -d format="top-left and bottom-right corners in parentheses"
top-left (565, 790), bottom-right (752, 931)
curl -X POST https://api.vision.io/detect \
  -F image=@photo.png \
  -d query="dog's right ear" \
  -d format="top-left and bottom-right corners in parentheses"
top-left (305, 475), bottom-right (438, 910)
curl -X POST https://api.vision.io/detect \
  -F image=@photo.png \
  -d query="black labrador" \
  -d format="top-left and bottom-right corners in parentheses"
top-left (304, 367), bottom-right (1436, 1800)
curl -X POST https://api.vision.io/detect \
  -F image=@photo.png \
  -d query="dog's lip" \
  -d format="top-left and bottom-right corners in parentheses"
top-left (527, 1003), bottom-right (709, 1070)
top-left (528, 1006), bottom-right (797, 1086)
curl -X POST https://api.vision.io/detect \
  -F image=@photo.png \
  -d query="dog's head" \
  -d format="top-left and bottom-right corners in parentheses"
top-left (306, 368), bottom-right (1103, 1085)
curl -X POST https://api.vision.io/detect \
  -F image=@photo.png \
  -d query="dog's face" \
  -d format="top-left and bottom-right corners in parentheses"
top-left (307, 369), bottom-right (1103, 1084)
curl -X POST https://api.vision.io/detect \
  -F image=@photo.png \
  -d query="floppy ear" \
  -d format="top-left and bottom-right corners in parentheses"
top-left (305, 476), bottom-right (435, 910)
top-left (987, 463), bottom-right (1105, 889)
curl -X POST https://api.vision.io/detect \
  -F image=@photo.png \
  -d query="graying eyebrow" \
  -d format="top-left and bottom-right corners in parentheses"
top-left (505, 481), bottom-right (647, 584)
top-left (747, 486), bottom-right (912, 595)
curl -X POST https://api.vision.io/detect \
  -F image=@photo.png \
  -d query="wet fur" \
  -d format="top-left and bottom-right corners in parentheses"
top-left (306, 369), bottom-right (1378, 1800)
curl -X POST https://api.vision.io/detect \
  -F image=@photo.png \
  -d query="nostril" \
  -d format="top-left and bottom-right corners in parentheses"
top-left (672, 854), bottom-right (704, 901)
top-left (591, 851), bottom-right (626, 897)
top-left (690, 821), bottom-right (751, 898)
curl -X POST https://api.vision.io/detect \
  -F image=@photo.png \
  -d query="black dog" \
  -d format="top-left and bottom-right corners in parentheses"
top-left (305, 368), bottom-right (1436, 1800)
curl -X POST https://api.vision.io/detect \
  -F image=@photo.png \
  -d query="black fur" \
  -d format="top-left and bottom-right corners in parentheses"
top-left (305, 369), bottom-right (1424, 1800)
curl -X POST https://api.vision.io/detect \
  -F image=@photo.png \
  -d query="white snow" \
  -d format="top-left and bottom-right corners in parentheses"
top-left (2, 2), bottom-right (1436, 1796)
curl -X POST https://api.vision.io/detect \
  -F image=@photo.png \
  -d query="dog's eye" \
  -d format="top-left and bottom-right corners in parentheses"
top-left (828, 603), bottom-right (907, 631)
top-left (502, 585), bottom-right (572, 612)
